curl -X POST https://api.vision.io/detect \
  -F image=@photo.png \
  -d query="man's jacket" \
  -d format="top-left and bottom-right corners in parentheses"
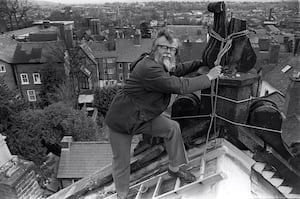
top-left (105, 54), bottom-right (211, 135)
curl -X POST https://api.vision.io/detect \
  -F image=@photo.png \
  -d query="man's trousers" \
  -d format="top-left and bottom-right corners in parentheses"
top-left (108, 114), bottom-right (188, 199)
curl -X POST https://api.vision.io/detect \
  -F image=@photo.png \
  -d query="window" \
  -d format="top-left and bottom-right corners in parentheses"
top-left (119, 73), bottom-right (123, 82)
top-left (0, 65), bottom-right (6, 73)
top-left (127, 73), bottom-right (130, 79)
top-left (107, 68), bottom-right (115, 75)
top-left (27, 90), bottom-right (36, 101)
top-left (33, 73), bottom-right (41, 84)
top-left (118, 63), bottom-right (123, 69)
top-left (128, 63), bottom-right (131, 71)
top-left (20, 73), bottom-right (29, 85)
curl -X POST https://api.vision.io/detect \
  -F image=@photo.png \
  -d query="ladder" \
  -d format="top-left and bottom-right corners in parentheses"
top-left (105, 146), bottom-right (227, 199)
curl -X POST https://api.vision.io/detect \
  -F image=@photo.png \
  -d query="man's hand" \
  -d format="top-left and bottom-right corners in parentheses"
top-left (206, 65), bottom-right (222, 81)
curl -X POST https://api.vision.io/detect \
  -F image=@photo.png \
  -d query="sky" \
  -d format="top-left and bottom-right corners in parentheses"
top-left (34, 0), bottom-right (287, 5)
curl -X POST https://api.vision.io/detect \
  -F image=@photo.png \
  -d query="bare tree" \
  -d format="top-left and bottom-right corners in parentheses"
top-left (0, 0), bottom-right (32, 30)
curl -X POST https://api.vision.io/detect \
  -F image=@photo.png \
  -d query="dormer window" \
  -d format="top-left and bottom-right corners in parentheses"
top-left (20, 73), bottom-right (29, 85)
top-left (33, 73), bottom-right (41, 84)
top-left (0, 65), bottom-right (6, 73)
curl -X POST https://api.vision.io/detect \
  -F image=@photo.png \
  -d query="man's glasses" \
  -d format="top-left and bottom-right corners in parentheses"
top-left (157, 45), bottom-right (177, 53)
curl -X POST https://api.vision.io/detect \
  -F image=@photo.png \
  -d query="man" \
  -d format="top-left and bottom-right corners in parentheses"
top-left (105, 29), bottom-right (222, 199)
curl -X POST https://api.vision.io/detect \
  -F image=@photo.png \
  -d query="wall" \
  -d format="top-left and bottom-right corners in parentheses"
top-left (0, 61), bottom-right (17, 90)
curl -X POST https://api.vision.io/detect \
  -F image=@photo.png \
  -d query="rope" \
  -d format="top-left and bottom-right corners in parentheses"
top-left (198, 28), bottom-right (250, 179)
top-left (216, 114), bottom-right (282, 134)
top-left (201, 93), bottom-right (257, 104)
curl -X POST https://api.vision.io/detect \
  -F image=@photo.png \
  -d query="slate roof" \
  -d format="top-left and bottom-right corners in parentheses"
top-left (4, 26), bottom-right (43, 38)
top-left (57, 142), bottom-right (113, 179)
top-left (12, 41), bottom-right (65, 64)
top-left (88, 41), bottom-right (117, 59)
top-left (116, 38), bottom-right (153, 63)
top-left (0, 35), bottom-right (17, 63)
top-left (79, 43), bottom-right (97, 65)
top-left (263, 54), bottom-right (300, 95)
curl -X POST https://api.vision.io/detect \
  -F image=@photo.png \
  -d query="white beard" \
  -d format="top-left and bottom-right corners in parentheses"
top-left (163, 56), bottom-right (175, 72)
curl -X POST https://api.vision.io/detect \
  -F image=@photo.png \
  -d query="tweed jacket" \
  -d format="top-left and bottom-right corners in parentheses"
top-left (104, 55), bottom-right (211, 135)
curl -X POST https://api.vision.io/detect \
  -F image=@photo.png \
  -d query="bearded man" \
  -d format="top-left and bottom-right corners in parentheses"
top-left (105, 28), bottom-right (222, 199)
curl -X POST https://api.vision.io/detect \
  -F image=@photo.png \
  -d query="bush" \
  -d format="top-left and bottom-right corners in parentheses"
top-left (6, 102), bottom-right (98, 165)
top-left (94, 86), bottom-right (121, 117)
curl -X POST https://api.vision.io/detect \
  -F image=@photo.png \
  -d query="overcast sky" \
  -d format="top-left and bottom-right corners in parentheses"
top-left (35, 0), bottom-right (284, 5)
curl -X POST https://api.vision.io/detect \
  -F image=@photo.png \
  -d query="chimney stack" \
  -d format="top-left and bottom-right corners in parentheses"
top-left (61, 136), bottom-right (73, 150)
top-left (133, 29), bottom-right (141, 46)
top-left (0, 134), bottom-right (12, 167)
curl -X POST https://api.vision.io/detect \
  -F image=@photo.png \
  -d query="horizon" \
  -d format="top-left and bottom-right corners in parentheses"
top-left (33, 0), bottom-right (297, 5)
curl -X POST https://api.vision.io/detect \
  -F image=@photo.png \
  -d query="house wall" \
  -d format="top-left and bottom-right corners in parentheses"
top-left (14, 63), bottom-right (64, 102)
top-left (0, 61), bottom-right (17, 90)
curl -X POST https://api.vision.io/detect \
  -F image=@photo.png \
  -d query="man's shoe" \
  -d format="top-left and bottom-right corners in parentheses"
top-left (168, 167), bottom-right (197, 183)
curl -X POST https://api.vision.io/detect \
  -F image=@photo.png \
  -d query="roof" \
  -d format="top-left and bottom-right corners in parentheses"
top-left (88, 42), bottom-right (117, 59)
top-left (4, 26), bottom-right (43, 38)
top-left (57, 141), bottom-right (113, 179)
top-left (78, 94), bottom-right (94, 104)
top-left (79, 43), bottom-right (97, 65)
top-left (0, 35), bottom-right (17, 63)
top-left (12, 41), bottom-right (65, 64)
top-left (167, 25), bottom-right (207, 42)
top-left (116, 38), bottom-right (153, 63)
top-left (263, 54), bottom-right (300, 95)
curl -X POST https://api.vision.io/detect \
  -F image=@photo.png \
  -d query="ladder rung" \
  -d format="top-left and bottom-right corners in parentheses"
top-left (152, 176), bottom-right (163, 198)
top-left (174, 177), bottom-right (181, 190)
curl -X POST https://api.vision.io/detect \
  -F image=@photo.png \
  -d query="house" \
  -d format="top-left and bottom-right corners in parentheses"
top-left (116, 36), bottom-right (153, 85)
top-left (88, 41), bottom-right (118, 88)
top-left (11, 41), bottom-right (66, 102)
top-left (0, 35), bottom-right (17, 91)
top-left (89, 32), bottom-right (153, 88)
top-left (77, 43), bottom-right (99, 92)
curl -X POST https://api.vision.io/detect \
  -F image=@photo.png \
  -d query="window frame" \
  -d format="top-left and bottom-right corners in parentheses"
top-left (119, 73), bottom-right (123, 82)
top-left (20, 73), bottom-right (29, 85)
top-left (118, 63), bottom-right (123, 69)
top-left (0, 64), bottom-right (6, 73)
top-left (27, 90), bottom-right (36, 101)
top-left (32, 73), bottom-right (41, 84)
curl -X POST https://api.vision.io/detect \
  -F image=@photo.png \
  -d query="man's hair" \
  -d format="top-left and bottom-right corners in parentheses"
top-left (151, 29), bottom-right (176, 53)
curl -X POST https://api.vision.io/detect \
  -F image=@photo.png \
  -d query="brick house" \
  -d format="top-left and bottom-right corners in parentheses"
top-left (77, 43), bottom-right (99, 92)
top-left (116, 37), bottom-right (153, 85)
top-left (12, 41), bottom-right (66, 102)
top-left (88, 41), bottom-right (118, 88)
top-left (0, 35), bottom-right (17, 91)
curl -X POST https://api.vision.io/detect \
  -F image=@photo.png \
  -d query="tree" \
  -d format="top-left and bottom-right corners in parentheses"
top-left (94, 86), bottom-right (120, 117)
top-left (0, 0), bottom-right (33, 30)
top-left (6, 102), bottom-right (98, 166)
top-left (39, 61), bottom-right (65, 107)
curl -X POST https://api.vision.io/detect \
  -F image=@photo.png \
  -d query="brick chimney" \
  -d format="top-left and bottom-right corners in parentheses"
top-left (216, 73), bottom-right (259, 140)
top-left (61, 136), bottom-right (73, 150)
top-left (0, 134), bottom-right (12, 167)
top-left (133, 29), bottom-right (141, 46)
top-left (0, 134), bottom-right (43, 199)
